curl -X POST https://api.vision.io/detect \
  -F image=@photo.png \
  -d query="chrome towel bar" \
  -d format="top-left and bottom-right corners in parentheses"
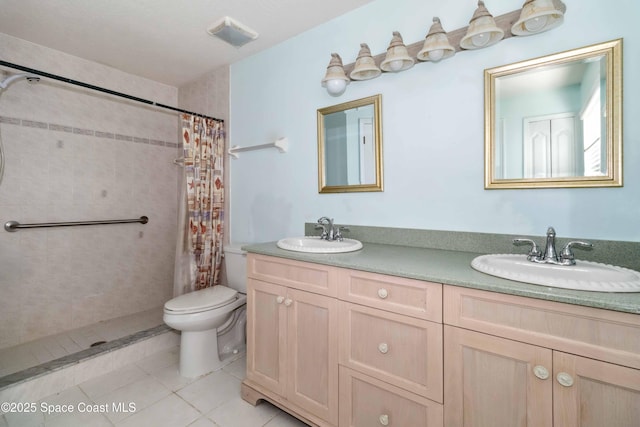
top-left (4, 216), bottom-right (148, 232)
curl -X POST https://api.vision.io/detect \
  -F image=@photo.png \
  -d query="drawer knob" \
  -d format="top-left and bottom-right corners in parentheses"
top-left (379, 414), bottom-right (389, 425)
top-left (378, 343), bottom-right (389, 354)
top-left (377, 288), bottom-right (388, 299)
top-left (533, 365), bottom-right (549, 380)
top-left (276, 296), bottom-right (285, 304)
top-left (284, 298), bottom-right (293, 307)
top-left (557, 372), bottom-right (574, 387)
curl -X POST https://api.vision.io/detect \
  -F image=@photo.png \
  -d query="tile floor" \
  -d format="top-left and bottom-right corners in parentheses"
top-left (0, 309), bottom-right (164, 377)
top-left (0, 347), bottom-right (310, 427)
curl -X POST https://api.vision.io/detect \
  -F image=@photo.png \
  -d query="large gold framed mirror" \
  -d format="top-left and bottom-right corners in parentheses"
top-left (317, 94), bottom-right (383, 193)
top-left (485, 39), bottom-right (622, 189)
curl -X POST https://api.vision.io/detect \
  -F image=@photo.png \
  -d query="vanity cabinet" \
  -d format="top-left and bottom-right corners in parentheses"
top-left (244, 255), bottom-right (339, 426)
top-left (243, 254), bottom-right (640, 427)
top-left (243, 255), bottom-right (444, 427)
top-left (443, 285), bottom-right (640, 427)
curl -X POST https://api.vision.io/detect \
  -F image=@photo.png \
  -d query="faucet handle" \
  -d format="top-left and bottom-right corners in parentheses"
top-left (560, 241), bottom-right (593, 265)
top-left (314, 224), bottom-right (328, 240)
top-left (513, 238), bottom-right (542, 261)
top-left (334, 226), bottom-right (350, 241)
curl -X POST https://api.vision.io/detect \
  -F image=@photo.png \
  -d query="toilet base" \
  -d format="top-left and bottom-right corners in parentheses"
top-left (179, 329), bottom-right (224, 378)
top-left (177, 304), bottom-right (247, 378)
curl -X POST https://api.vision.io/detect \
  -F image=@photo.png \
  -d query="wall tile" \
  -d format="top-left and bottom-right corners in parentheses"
top-left (0, 35), bottom-right (179, 349)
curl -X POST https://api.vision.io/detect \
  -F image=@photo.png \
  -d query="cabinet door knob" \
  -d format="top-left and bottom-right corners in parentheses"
top-left (377, 288), bottom-right (388, 299)
top-left (557, 372), bottom-right (574, 387)
top-left (379, 414), bottom-right (389, 426)
top-left (276, 296), bottom-right (285, 304)
top-left (533, 365), bottom-right (549, 380)
top-left (284, 298), bottom-right (293, 307)
top-left (378, 343), bottom-right (389, 354)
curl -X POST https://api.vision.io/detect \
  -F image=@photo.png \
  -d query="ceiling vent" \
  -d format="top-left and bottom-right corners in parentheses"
top-left (207, 16), bottom-right (258, 48)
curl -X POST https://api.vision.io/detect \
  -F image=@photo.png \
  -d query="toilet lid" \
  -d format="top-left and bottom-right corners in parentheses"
top-left (165, 286), bottom-right (238, 313)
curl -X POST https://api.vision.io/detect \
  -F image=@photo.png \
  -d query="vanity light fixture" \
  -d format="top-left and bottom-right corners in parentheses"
top-left (321, 53), bottom-right (350, 96)
top-left (380, 31), bottom-right (414, 72)
top-left (511, 0), bottom-right (566, 36)
top-left (460, 1), bottom-right (504, 50)
top-left (350, 43), bottom-right (382, 81)
top-left (417, 17), bottom-right (455, 62)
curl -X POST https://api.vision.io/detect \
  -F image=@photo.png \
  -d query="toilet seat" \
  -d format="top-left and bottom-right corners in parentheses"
top-left (164, 286), bottom-right (238, 314)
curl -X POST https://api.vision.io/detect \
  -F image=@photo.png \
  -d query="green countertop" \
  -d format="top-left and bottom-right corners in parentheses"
top-left (243, 241), bottom-right (640, 315)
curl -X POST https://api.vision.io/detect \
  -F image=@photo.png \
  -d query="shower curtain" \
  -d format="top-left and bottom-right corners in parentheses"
top-left (173, 114), bottom-right (225, 295)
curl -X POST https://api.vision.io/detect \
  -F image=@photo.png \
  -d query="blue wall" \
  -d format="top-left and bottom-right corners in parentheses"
top-left (229, 0), bottom-right (640, 243)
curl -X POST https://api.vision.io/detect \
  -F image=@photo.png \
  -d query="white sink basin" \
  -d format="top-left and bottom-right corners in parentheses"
top-left (471, 254), bottom-right (640, 292)
top-left (277, 236), bottom-right (363, 254)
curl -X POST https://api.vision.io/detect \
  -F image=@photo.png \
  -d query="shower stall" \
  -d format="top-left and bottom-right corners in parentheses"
top-left (0, 62), bottom-right (184, 380)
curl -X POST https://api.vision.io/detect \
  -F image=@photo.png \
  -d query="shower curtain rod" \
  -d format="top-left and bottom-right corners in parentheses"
top-left (0, 60), bottom-right (223, 123)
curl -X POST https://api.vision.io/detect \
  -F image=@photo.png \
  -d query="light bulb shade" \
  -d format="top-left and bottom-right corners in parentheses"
top-left (321, 53), bottom-right (350, 96)
top-left (380, 31), bottom-right (414, 72)
top-left (460, 1), bottom-right (504, 50)
top-left (350, 43), bottom-right (382, 81)
top-left (417, 17), bottom-right (455, 62)
top-left (511, 0), bottom-right (565, 36)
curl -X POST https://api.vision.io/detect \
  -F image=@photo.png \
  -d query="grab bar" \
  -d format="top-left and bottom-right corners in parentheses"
top-left (4, 216), bottom-right (148, 232)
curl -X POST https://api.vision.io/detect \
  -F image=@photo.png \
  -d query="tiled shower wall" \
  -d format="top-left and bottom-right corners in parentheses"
top-left (0, 34), bottom-right (180, 349)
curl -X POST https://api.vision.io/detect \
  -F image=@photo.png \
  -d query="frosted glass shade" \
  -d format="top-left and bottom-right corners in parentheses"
top-left (460, 1), bottom-right (504, 50)
top-left (512, 0), bottom-right (565, 36)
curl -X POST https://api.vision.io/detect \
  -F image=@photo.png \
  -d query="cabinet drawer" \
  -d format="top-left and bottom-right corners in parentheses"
top-left (247, 254), bottom-right (338, 297)
top-left (338, 269), bottom-right (442, 322)
top-left (339, 302), bottom-right (443, 402)
top-left (339, 366), bottom-right (443, 427)
top-left (444, 285), bottom-right (640, 370)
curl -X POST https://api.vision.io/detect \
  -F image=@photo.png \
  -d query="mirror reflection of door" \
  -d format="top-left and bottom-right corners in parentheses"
top-left (493, 53), bottom-right (609, 180)
top-left (345, 105), bottom-right (375, 185)
top-left (359, 117), bottom-right (375, 184)
top-left (324, 104), bottom-right (376, 186)
top-left (523, 113), bottom-right (578, 178)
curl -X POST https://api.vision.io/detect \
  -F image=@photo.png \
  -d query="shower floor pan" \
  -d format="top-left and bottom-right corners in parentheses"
top-left (0, 308), bottom-right (167, 386)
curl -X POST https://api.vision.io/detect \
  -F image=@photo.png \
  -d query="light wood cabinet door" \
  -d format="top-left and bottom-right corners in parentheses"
top-left (444, 325), bottom-right (553, 427)
top-left (246, 277), bottom-right (339, 425)
top-left (339, 366), bottom-right (443, 427)
top-left (340, 302), bottom-right (443, 402)
top-left (553, 351), bottom-right (640, 427)
top-left (246, 279), bottom-right (287, 396)
top-left (248, 253), bottom-right (339, 297)
top-left (287, 288), bottom-right (339, 425)
top-left (338, 269), bottom-right (442, 322)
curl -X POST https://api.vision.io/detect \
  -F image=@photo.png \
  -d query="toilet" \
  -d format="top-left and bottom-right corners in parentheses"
top-left (163, 244), bottom-right (247, 378)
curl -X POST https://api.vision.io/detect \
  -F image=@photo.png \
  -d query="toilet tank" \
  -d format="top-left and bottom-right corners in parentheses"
top-left (223, 244), bottom-right (247, 293)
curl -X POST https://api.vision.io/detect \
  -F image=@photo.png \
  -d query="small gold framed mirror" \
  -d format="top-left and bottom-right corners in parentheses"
top-left (317, 94), bottom-right (383, 193)
top-left (485, 39), bottom-right (622, 189)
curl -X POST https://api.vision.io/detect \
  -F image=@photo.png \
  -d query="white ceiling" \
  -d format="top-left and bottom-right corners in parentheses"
top-left (0, 0), bottom-right (375, 87)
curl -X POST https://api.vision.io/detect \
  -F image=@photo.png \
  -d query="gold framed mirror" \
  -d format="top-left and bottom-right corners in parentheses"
top-left (484, 39), bottom-right (622, 189)
top-left (317, 94), bottom-right (383, 193)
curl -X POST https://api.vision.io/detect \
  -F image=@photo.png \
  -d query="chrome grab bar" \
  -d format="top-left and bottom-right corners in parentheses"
top-left (4, 216), bottom-right (148, 232)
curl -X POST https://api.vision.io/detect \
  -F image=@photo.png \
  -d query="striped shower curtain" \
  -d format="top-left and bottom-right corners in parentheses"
top-left (180, 114), bottom-right (225, 291)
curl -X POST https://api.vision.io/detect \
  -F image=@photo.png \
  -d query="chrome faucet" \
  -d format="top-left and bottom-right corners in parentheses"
top-left (542, 226), bottom-right (559, 263)
top-left (316, 217), bottom-right (350, 241)
top-left (513, 226), bottom-right (593, 266)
